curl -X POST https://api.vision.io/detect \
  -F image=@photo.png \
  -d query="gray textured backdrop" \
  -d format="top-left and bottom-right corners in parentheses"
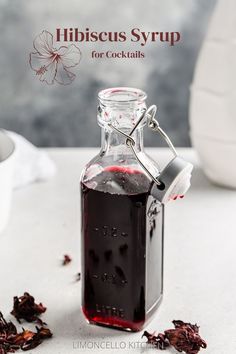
top-left (0, 0), bottom-right (216, 147)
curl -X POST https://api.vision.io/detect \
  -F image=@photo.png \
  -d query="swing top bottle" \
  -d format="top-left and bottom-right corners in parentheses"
top-left (80, 87), bottom-right (164, 331)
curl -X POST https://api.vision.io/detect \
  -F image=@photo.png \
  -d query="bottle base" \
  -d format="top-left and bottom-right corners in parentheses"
top-left (82, 294), bottom-right (163, 332)
top-left (87, 316), bottom-right (144, 332)
top-left (85, 315), bottom-right (144, 332)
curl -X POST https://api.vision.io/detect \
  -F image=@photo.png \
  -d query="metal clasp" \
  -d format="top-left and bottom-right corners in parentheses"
top-left (108, 105), bottom-right (178, 187)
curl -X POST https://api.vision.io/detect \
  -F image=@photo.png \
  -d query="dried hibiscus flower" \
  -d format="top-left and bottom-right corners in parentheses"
top-left (62, 254), bottom-right (72, 266)
top-left (0, 311), bottom-right (18, 353)
top-left (142, 320), bottom-right (207, 354)
top-left (18, 326), bottom-right (52, 351)
top-left (0, 311), bottom-right (17, 335)
top-left (10, 326), bottom-right (52, 352)
top-left (165, 320), bottom-right (207, 354)
top-left (11, 293), bottom-right (46, 324)
top-left (0, 311), bottom-right (52, 353)
top-left (142, 331), bottom-right (169, 350)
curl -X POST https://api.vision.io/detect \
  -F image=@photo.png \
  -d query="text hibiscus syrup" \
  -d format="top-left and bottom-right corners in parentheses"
top-left (81, 88), bottom-right (164, 331)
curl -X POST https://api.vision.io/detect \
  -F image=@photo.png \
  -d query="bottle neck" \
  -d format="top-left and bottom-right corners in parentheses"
top-left (101, 127), bottom-right (144, 156)
top-left (98, 88), bottom-right (147, 158)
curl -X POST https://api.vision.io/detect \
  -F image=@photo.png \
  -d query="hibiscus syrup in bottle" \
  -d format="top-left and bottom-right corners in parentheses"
top-left (81, 88), bottom-right (164, 331)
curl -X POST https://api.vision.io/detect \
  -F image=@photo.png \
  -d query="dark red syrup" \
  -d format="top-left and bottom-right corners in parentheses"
top-left (81, 166), bottom-right (164, 331)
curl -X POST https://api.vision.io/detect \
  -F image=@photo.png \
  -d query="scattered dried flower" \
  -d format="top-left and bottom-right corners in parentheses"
top-left (165, 320), bottom-right (207, 354)
top-left (36, 327), bottom-right (52, 340)
top-left (20, 326), bottom-right (52, 351)
top-left (62, 255), bottom-right (72, 266)
top-left (142, 331), bottom-right (169, 350)
top-left (11, 293), bottom-right (46, 324)
top-left (142, 320), bottom-right (207, 354)
top-left (0, 311), bottom-right (18, 353)
top-left (0, 311), bottom-right (52, 353)
top-left (75, 273), bottom-right (81, 282)
top-left (13, 329), bottom-right (35, 346)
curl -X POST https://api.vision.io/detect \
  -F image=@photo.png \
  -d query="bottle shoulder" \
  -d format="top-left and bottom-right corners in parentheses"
top-left (80, 150), bottom-right (102, 183)
top-left (80, 149), bottom-right (160, 194)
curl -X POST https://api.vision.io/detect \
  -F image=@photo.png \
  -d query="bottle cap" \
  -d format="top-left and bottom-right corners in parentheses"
top-left (150, 156), bottom-right (193, 203)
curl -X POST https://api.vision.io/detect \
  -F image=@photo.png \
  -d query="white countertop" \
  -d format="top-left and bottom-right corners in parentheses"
top-left (0, 148), bottom-right (235, 353)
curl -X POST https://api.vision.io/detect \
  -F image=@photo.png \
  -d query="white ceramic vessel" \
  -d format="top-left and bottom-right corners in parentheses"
top-left (0, 131), bottom-right (15, 233)
top-left (190, 0), bottom-right (236, 188)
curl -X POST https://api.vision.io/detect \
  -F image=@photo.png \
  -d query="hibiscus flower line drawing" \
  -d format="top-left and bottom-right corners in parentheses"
top-left (29, 30), bottom-right (82, 85)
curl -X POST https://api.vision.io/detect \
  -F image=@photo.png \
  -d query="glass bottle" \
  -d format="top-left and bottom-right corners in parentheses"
top-left (80, 87), bottom-right (164, 332)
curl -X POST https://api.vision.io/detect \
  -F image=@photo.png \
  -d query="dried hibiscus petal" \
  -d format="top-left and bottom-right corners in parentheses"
top-left (35, 326), bottom-right (52, 339)
top-left (20, 327), bottom-right (52, 351)
top-left (0, 346), bottom-right (6, 354)
top-left (142, 320), bottom-right (207, 354)
top-left (62, 255), bottom-right (72, 266)
top-left (173, 320), bottom-right (200, 333)
top-left (165, 320), bottom-right (207, 354)
top-left (0, 311), bottom-right (19, 353)
top-left (11, 293), bottom-right (46, 323)
top-left (142, 331), bottom-right (169, 350)
top-left (13, 329), bottom-right (35, 346)
top-left (0, 312), bottom-right (17, 336)
top-left (0, 306), bottom-right (52, 354)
